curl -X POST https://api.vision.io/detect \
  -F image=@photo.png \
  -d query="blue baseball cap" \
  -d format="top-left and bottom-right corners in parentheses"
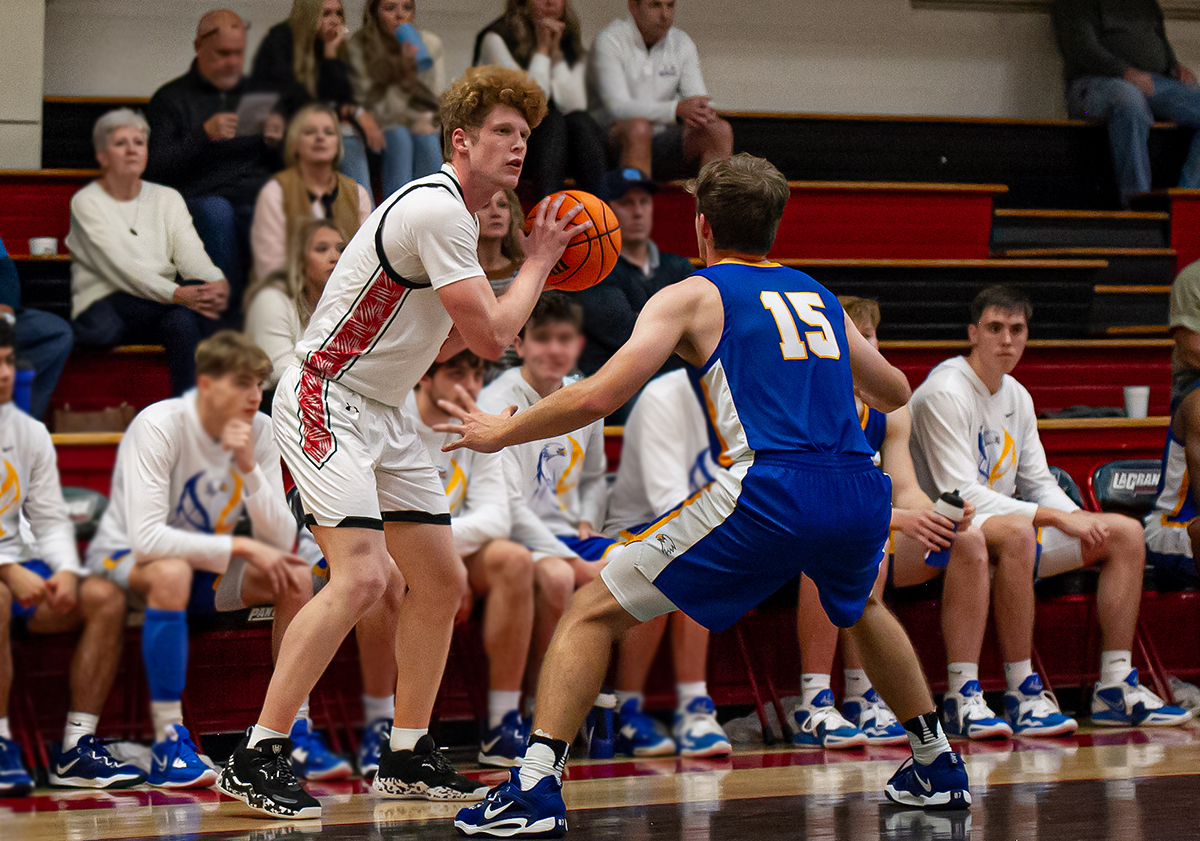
top-left (601, 167), bottom-right (657, 202)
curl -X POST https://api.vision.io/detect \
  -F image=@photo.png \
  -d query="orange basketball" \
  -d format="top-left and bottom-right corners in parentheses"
top-left (525, 190), bottom-right (622, 291)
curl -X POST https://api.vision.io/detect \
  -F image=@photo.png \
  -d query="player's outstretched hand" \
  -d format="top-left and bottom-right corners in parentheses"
top-left (524, 192), bottom-right (592, 272)
top-left (434, 384), bottom-right (515, 454)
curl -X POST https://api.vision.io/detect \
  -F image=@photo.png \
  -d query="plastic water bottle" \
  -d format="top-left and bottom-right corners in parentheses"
top-left (925, 490), bottom-right (965, 568)
top-left (395, 23), bottom-right (433, 73)
top-left (13, 361), bottom-right (34, 415)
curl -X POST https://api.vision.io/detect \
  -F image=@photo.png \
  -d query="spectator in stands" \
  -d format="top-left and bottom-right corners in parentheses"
top-left (245, 219), bottom-right (342, 393)
top-left (589, 0), bottom-right (732, 179)
top-left (909, 284), bottom-right (1191, 730)
top-left (1144, 365), bottom-right (1200, 589)
top-left (603, 369), bottom-right (731, 758)
top-left (477, 292), bottom-right (608, 709)
top-left (0, 237), bottom-right (72, 420)
top-left (478, 188), bottom-right (525, 297)
top-left (145, 10), bottom-right (284, 310)
top-left (69, 108), bottom-right (228, 398)
top-left (1168, 258), bottom-right (1200, 407)
top-left (475, 0), bottom-right (606, 200)
top-left (794, 298), bottom-right (1010, 750)
top-left (249, 103), bottom-right (371, 285)
top-left (250, 0), bottom-right (379, 192)
top-left (85, 332), bottom-right (338, 787)
top-left (0, 320), bottom-right (144, 794)
top-left (569, 168), bottom-right (692, 420)
top-left (1052, 0), bottom-right (1200, 206)
top-left (347, 0), bottom-right (445, 197)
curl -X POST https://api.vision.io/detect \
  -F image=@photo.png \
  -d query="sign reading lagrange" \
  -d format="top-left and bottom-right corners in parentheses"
top-left (1110, 470), bottom-right (1161, 493)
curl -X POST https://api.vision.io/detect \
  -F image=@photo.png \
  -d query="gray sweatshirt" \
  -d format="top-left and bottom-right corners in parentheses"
top-left (1052, 0), bottom-right (1177, 83)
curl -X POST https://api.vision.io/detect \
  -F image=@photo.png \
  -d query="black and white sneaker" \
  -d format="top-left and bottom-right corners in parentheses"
top-left (216, 732), bottom-right (322, 820)
top-left (372, 735), bottom-right (488, 801)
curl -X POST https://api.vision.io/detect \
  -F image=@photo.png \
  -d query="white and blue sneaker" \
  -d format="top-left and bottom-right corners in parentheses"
top-left (49, 735), bottom-right (146, 789)
top-left (884, 751), bottom-right (971, 810)
top-left (1003, 674), bottom-right (1078, 737)
top-left (480, 711), bottom-right (527, 768)
top-left (673, 696), bottom-right (732, 758)
top-left (1092, 668), bottom-right (1193, 727)
top-left (454, 768), bottom-right (566, 838)
top-left (148, 724), bottom-right (218, 788)
top-left (843, 689), bottom-right (908, 746)
top-left (289, 719), bottom-right (352, 781)
top-left (792, 690), bottom-right (868, 749)
top-left (614, 699), bottom-right (676, 757)
top-left (358, 718), bottom-right (390, 781)
top-left (941, 681), bottom-right (1013, 740)
top-left (0, 735), bottom-right (33, 797)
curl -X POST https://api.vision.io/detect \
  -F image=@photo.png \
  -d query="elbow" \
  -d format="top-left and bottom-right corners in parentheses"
top-left (578, 389), bottom-right (615, 422)
top-left (466, 336), bottom-right (507, 362)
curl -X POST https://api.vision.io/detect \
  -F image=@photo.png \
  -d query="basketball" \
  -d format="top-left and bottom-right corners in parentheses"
top-left (525, 190), bottom-right (622, 291)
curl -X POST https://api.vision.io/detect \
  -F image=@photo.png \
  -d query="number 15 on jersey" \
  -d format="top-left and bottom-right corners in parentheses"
top-left (760, 291), bottom-right (841, 360)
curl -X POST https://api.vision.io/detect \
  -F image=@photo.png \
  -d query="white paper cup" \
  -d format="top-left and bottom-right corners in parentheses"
top-left (28, 237), bottom-right (57, 256)
top-left (1124, 385), bottom-right (1150, 419)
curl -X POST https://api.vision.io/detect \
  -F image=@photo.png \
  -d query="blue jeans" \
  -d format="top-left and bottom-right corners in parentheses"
top-left (340, 131), bottom-right (373, 196)
top-left (1068, 74), bottom-right (1200, 205)
top-left (15, 308), bottom-right (73, 419)
top-left (184, 196), bottom-right (255, 322)
top-left (381, 126), bottom-right (443, 198)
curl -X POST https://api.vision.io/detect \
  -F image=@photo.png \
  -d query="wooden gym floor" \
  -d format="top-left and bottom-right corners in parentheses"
top-left (4, 724), bottom-right (1200, 841)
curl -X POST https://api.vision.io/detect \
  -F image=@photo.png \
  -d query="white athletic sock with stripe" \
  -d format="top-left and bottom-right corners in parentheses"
top-left (677, 682), bottom-right (708, 710)
top-left (1004, 659), bottom-right (1034, 692)
top-left (63, 712), bottom-right (99, 751)
top-left (0, 717), bottom-right (11, 740)
top-left (363, 694), bottom-right (395, 724)
top-left (947, 663), bottom-right (979, 695)
top-left (800, 674), bottom-right (831, 706)
top-left (489, 691), bottom-right (522, 729)
top-left (1100, 651), bottom-right (1132, 685)
top-left (843, 669), bottom-right (872, 699)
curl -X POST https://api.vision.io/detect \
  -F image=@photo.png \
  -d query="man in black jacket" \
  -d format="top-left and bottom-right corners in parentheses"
top-left (145, 9), bottom-right (284, 316)
top-left (1053, 0), bottom-right (1200, 206)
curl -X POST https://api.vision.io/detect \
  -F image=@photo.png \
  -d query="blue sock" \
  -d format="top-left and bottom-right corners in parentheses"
top-left (143, 608), bottom-right (188, 702)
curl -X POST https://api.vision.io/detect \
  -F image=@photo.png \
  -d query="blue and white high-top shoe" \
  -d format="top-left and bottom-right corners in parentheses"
top-left (455, 768), bottom-right (566, 838)
top-left (358, 718), bottom-right (390, 781)
top-left (0, 736), bottom-right (33, 797)
top-left (673, 696), bottom-right (732, 758)
top-left (289, 719), bottom-right (352, 781)
top-left (843, 689), bottom-right (908, 745)
top-left (884, 751), bottom-right (971, 810)
top-left (1003, 674), bottom-right (1078, 737)
top-left (792, 689), bottom-right (867, 749)
top-left (1092, 668), bottom-right (1193, 727)
top-left (614, 699), bottom-right (675, 757)
top-left (479, 710), bottom-right (527, 768)
top-left (49, 735), bottom-right (146, 788)
top-left (941, 681), bottom-right (1012, 740)
top-left (148, 724), bottom-right (217, 788)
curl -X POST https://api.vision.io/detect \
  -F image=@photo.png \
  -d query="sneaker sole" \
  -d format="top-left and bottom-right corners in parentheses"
top-left (300, 765), bottom-right (354, 782)
top-left (216, 769), bottom-right (322, 820)
top-left (793, 735), bottom-right (868, 750)
top-left (48, 772), bottom-right (145, 789)
top-left (0, 782), bottom-right (34, 798)
top-left (478, 752), bottom-right (521, 768)
top-left (454, 816), bottom-right (565, 838)
top-left (1011, 721), bottom-right (1078, 738)
top-left (678, 743), bottom-right (733, 758)
top-left (862, 734), bottom-right (910, 746)
top-left (213, 770), bottom-right (250, 805)
top-left (884, 784), bottom-right (972, 810)
top-left (148, 769), bottom-right (219, 789)
top-left (965, 724), bottom-right (1013, 741)
top-left (372, 778), bottom-right (489, 801)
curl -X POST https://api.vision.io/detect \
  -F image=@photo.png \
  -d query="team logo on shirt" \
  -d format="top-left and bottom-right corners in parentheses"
top-left (535, 437), bottom-right (584, 510)
top-left (0, 461), bottom-right (19, 538)
top-left (656, 534), bottom-right (678, 557)
top-left (977, 427), bottom-right (1017, 488)
top-left (172, 470), bottom-right (245, 535)
top-left (439, 458), bottom-right (468, 515)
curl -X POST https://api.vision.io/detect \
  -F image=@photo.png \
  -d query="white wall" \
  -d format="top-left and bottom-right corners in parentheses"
top-left (1, 0), bottom-right (45, 168)
top-left (41, 0), bottom-right (1200, 119)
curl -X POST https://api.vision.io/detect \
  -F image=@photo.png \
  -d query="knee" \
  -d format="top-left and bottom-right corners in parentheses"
top-left (143, 559), bottom-right (194, 610)
top-left (616, 118), bottom-right (653, 146)
top-left (949, 527), bottom-right (989, 572)
top-left (1110, 83), bottom-right (1154, 124)
top-left (341, 557), bottom-right (395, 615)
top-left (1105, 515), bottom-right (1146, 565)
top-left (82, 576), bottom-right (127, 622)
top-left (535, 560), bottom-right (575, 611)
top-left (708, 118), bottom-right (733, 147)
top-left (189, 195), bottom-right (236, 228)
top-left (988, 518), bottom-right (1037, 565)
top-left (0, 581), bottom-right (10, 626)
top-left (485, 543), bottom-right (534, 592)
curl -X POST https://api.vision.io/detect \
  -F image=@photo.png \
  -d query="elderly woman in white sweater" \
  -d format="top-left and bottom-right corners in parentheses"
top-left (68, 109), bottom-right (229, 395)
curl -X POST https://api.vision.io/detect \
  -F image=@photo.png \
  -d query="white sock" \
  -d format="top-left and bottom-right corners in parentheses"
top-left (1101, 650), bottom-right (1133, 685)
top-left (489, 690), bottom-right (522, 729)
top-left (248, 724), bottom-right (289, 749)
top-left (843, 669), bottom-right (872, 699)
top-left (63, 711), bottom-right (99, 751)
top-left (518, 731), bottom-right (568, 791)
top-left (363, 694), bottom-right (395, 724)
top-left (151, 701), bottom-right (184, 744)
top-left (389, 727), bottom-right (427, 752)
top-left (524, 696), bottom-right (536, 718)
top-left (0, 717), bottom-right (11, 740)
top-left (1004, 659), bottom-right (1034, 692)
top-left (294, 697), bottom-right (310, 726)
top-left (676, 681), bottom-right (708, 710)
top-left (947, 662), bottom-right (979, 695)
top-left (800, 673), bottom-right (831, 706)
top-left (614, 690), bottom-right (642, 711)
top-left (904, 712), bottom-right (952, 765)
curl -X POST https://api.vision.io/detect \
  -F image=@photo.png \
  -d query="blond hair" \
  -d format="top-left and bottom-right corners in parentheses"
top-left (692, 153), bottom-right (789, 256)
top-left (440, 65), bottom-right (547, 159)
top-left (288, 0), bottom-right (345, 97)
top-left (244, 218), bottom-right (340, 329)
top-left (196, 331), bottom-right (273, 382)
top-left (838, 296), bottom-right (881, 333)
top-left (284, 103), bottom-right (345, 168)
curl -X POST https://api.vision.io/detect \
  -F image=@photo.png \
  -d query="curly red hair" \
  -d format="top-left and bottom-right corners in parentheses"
top-left (440, 65), bottom-right (548, 159)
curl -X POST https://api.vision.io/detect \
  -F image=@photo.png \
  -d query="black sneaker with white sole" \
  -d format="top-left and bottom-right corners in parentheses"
top-left (371, 735), bottom-right (488, 801)
top-left (216, 732), bottom-right (322, 820)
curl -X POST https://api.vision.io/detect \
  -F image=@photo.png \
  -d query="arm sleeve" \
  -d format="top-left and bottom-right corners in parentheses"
top-left (125, 422), bottom-right (234, 570)
top-left (243, 427), bottom-right (298, 551)
top-left (165, 190), bottom-right (224, 281)
top-left (25, 427), bottom-right (82, 574)
top-left (243, 288), bottom-right (298, 389)
top-left (145, 90), bottom-right (211, 187)
top-left (910, 389), bottom-right (1039, 519)
top-left (1051, 0), bottom-right (1129, 78)
top-left (675, 33), bottom-right (708, 98)
top-left (1013, 391), bottom-right (1080, 513)
top-left (502, 450), bottom-right (579, 559)
top-left (357, 184), bottom-right (374, 221)
top-left (405, 197), bottom-right (485, 288)
top-left (422, 32), bottom-right (447, 95)
top-left (318, 56), bottom-right (358, 108)
top-left (451, 451), bottom-right (512, 557)
top-left (632, 391), bottom-right (694, 515)
top-left (578, 421), bottom-right (609, 528)
top-left (68, 191), bottom-right (181, 303)
top-left (590, 32), bottom-right (678, 125)
top-left (250, 181), bottom-right (287, 283)
top-left (552, 59), bottom-right (588, 114)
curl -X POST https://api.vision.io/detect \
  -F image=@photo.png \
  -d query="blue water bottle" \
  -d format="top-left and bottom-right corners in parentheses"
top-left (13, 361), bottom-right (34, 415)
top-left (395, 23), bottom-right (433, 73)
top-left (925, 490), bottom-right (965, 568)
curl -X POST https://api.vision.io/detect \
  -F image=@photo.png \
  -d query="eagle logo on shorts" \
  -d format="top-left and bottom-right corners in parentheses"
top-left (656, 534), bottom-right (677, 557)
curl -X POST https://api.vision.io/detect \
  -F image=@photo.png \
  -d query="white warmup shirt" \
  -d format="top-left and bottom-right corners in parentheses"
top-left (404, 391), bottom-right (511, 558)
top-left (604, 371), bottom-right (718, 536)
top-left (0, 403), bottom-right (80, 573)
top-left (294, 164), bottom-right (484, 407)
top-left (479, 368), bottom-right (608, 544)
top-left (588, 16), bottom-right (708, 130)
top-left (908, 356), bottom-right (1078, 522)
top-left (476, 34), bottom-right (588, 115)
top-left (86, 391), bottom-right (295, 572)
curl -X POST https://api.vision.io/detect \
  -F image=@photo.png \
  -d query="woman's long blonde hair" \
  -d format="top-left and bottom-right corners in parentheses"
top-left (289, 0), bottom-right (346, 98)
top-left (497, 187), bottom-right (525, 269)
top-left (245, 218), bottom-right (341, 328)
top-left (356, 0), bottom-right (439, 113)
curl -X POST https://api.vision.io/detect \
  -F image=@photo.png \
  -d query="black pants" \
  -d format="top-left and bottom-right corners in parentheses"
top-left (73, 292), bottom-right (220, 396)
top-left (525, 106), bottom-right (608, 201)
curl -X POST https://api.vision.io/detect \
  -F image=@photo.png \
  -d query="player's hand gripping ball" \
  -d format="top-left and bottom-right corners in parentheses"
top-left (525, 190), bottom-right (622, 291)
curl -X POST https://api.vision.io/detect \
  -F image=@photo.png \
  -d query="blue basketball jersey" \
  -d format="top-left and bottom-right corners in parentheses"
top-left (860, 404), bottom-right (888, 456)
top-left (686, 260), bottom-right (873, 464)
